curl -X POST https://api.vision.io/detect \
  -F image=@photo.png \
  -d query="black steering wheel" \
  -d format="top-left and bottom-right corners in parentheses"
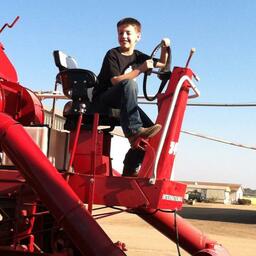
top-left (143, 42), bottom-right (172, 101)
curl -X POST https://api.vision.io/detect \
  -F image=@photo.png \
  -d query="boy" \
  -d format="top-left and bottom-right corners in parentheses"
top-left (95, 17), bottom-right (170, 176)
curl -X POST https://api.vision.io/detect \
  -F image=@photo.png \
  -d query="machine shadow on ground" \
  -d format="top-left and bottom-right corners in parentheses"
top-left (179, 205), bottom-right (256, 224)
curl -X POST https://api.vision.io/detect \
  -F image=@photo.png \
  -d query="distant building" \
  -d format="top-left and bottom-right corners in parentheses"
top-left (181, 181), bottom-right (243, 204)
top-left (44, 108), bottom-right (66, 130)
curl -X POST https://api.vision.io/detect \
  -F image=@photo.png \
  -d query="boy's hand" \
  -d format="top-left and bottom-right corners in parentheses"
top-left (139, 59), bottom-right (154, 73)
top-left (161, 38), bottom-right (170, 48)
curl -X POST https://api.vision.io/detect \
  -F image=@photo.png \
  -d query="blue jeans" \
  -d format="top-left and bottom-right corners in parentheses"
top-left (100, 79), bottom-right (153, 174)
top-left (100, 79), bottom-right (153, 137)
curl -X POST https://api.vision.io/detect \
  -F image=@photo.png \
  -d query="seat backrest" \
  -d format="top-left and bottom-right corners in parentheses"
top-left (53, 50), bottom-right (98, 103)
top-left (59, 68), bottom-right (98, 102)
top-left (53, 50), bottom-right (78, 71)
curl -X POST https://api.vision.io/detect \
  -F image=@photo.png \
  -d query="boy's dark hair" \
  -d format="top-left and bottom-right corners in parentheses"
top-left (117, 17), bottom-right (141, 32)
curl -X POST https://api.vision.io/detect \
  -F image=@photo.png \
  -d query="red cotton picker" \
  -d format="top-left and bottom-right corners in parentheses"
top-left (0, 16), bottom-right (230, 256)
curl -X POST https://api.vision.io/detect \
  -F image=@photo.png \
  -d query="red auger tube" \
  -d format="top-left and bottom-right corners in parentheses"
top-left (0, 113), bottom-right (125, 256)
top-left (137, 208), bottom-right (230, 256)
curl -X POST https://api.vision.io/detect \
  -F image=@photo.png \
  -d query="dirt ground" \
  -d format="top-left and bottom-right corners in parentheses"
top-left (95, 203), bottom-right (256, 256)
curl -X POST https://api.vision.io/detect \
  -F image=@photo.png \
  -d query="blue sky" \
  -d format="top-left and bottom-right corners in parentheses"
top-left (1, 1), bottom-right (256, 188)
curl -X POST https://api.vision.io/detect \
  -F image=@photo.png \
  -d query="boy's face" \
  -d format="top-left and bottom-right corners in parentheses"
top-left (117, 24), bottom-right (141, 52)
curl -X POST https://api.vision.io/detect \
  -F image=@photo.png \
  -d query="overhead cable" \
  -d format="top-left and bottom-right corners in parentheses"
top-left (187, 103), bottom-right (256, 107)
top-left (181, 130), bottom-right (256, 151)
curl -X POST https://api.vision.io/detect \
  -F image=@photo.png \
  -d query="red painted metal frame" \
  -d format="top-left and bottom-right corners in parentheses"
top-left (0, 113), bottom-right (125, 256)
top-left (0, 16), bottom-right (19, 82)
top-left (0, 170), bottom-right (25, 196)
top-left (0, 42), bottom-right (18, 83)
top-left (134, 68), bottom-right (230, 255)
top-left (0, 42), bottom-right (44, 125)
top-left (0, 23), bottom-right (231, 254)
top-left (139, 67), bottom-right (193, 180)
top-left (67, 111), bottom-right (84, 173)
top-left (69, 175), bottom-right (186, 210)
top-left (66, 67), bottom-right (231, 255)
top-left (0, 80), bottom-right (44, 125)
top-left (87, 113), bottom-right (99, 213)
top-left (68, 68), bottom-right (193, 211)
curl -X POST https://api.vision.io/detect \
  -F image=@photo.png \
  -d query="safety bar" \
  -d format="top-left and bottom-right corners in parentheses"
top-left (150, 75), bottom-right (200, 184)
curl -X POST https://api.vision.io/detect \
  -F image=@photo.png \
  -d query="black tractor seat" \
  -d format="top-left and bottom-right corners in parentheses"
top-left (53, 50), bottom-right (120, 130)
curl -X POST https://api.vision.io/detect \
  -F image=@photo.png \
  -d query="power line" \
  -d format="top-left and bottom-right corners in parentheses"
top-left (181, 130), bottom-right (256, 151)
top-left (137, 96), bottom-right (256, 107)
top-left (36, 92), bottom-right (256, 108)
top-left (139, 100), bottom-right (256, 107)
top-left (187, 103), bottom-right (256, 107)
